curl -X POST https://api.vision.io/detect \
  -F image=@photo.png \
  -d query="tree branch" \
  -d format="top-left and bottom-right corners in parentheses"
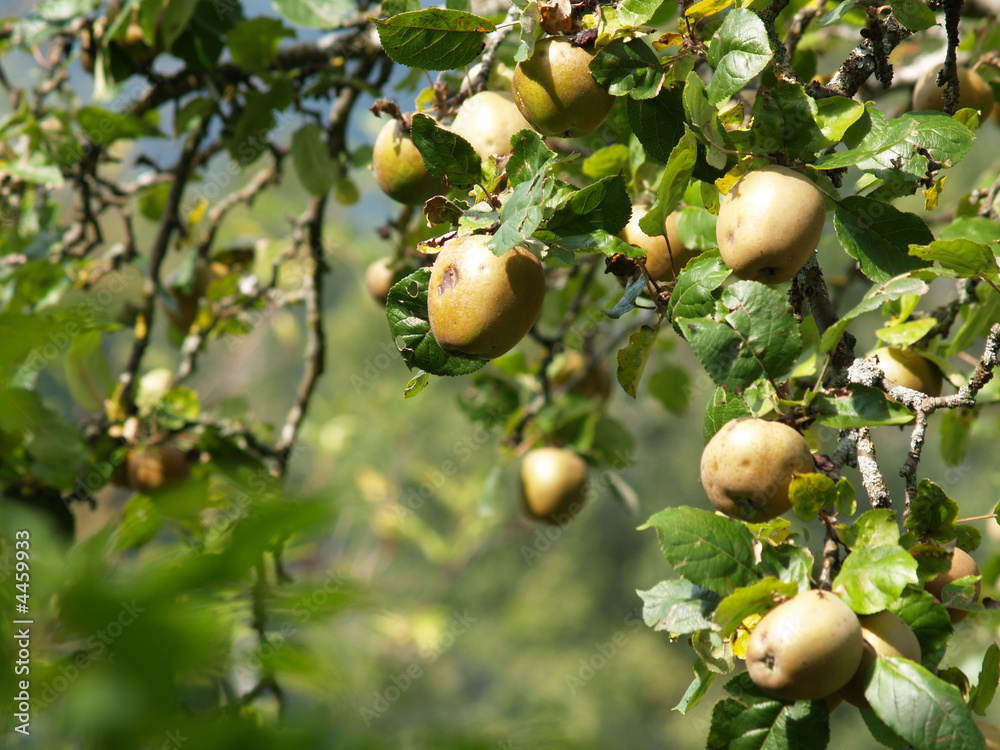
top-left (117, 118), bottom-right (209, 417)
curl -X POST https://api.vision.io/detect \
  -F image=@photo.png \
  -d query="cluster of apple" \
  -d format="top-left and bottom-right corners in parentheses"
top-left (365, 34), bottom-right (626, 525)
top-left (699, 415), bottom-right (984, 712)
top-left (744, 550), bottom-right (984, 713)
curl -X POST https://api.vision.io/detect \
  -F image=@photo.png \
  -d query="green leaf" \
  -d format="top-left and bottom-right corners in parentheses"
top-left (640, 506), bottom-right (759, 596)
top-left (904, 480), bottom-right (960, 542)
top-left (78, 106), bottom-right (161, 144)
top-left (668, 248), bottom-right (729, 322)
top-left (229, 79), bottom-right (294, 164)
top-left (840, 508), bottom-right (901, 550)
top-left (940, 216), bottom-right (1000, 244)
top-left (861, 709), bottom-right (910, 749)
top-left (489, 172), bottom-right (549, 256)
top-left (616, 323), bottom-right (659, 398)
top-left (638, 579), bottom-right (721, 635)
top-left (676, 206), bottom-right (718, 250)
top-left (788, 472), bottom-right (837, 522)
top-left (547, 174), bottom-right (631, 236)
top-left (817, 0), bottom-right (860, 26)
top-left (703, 386), bottom-right (751, 442)
top-left (820, 273), bottom-right (931, 351)
top-left (713, 577), bottom-right (797, 636)
top-left (291, 123), bottom-right (336, 196)
top-left (507, 129), bottom-right (557, 185)
top-left (590, 37), bottom-right (662, 100)
top-left (111, 494), bottom-right (163, 550)
top-left (385, 268), bottom-right (487, 377)
top-left (971, 644), bottom-right (1000, 715)
top-left (678, 280), bottom-right (803, 390)
top-left (751, 82), bottom-right (821, 159)
top-left (890, 0), bottom-right (938, 30)
top-left (626, 87), bottom-right (686, 163)
top-left (758, 544), bottom-right (813, 591)
top-left (64, 330), bottom-right (114, 412)
top-left (833, 545), bottom-right (919, 615)
top-left (812, 96), bottom-right (866, 149)
top-left (403, 371), bottom-right (430, 398)
top-left (834, 196), bottom-right (933, 284)
top-left (549, 230), bottom-right (646, 259)
top-left (908, 239), bottom-right (1000, 281)
top-left (675, 659), bottom-right (716, 715)
top-left (705, 10), bottom-right (772, 107)
top-left (818, 111), bottom-right (974, 193)
top-left (692, 629), bottom-right (735, 674)
top-left (875, 318), bottom-right (938, 347)
top-left (867, 657), bottom-right (986, 750)
top-left (888, 586), bottom-right (953, 670)
top-left (708, 673), bottom-right (830, 750)
top-left (410, 113), bottom-right (482, 190)
top-left (616, 0), bottom-right (667, 26)
top-left (272, 0), bottom-right (355, 27)
top-left (583, 144), bottom-right (631, 180)
top-left (812, 384), bottom-right (915, 428)
top-left (642, 126), bottom-right (697, 234)
top-left (225, 17), bottom-right (294, 73)
top-left (372, 9), bottom-right (495, 71)
top-left (940, 409), bottom-right (971, 467)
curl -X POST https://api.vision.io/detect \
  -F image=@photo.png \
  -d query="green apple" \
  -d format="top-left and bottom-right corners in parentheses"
top-left (700, 418), bottom-right (814, 523)
top-left (512, 38), bottom-right (615, 138)
top-left (913, 66), bottom-right (995, 115)
top-left (520, 447), bottom-right (588, 524)
top-left (427, 234), bottom-right (545, 360)
top-left (372, 118), bottom-right (448, 205)
top-left (746, 589), bottom-right (863, 701)
top-left (451, 91), bottom-right (532, 160)
top-left (715, 166), bottom-right (826, 284)
top-left (619, 206), bottom-right (699, 282)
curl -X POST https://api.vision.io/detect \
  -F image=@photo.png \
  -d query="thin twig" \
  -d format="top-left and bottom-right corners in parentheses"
top-left (848, 323), bottom-right (1000, 513)
top-left (117, 118), bottom-right (209, 416)
top-left (856, 427), bottom-right (891, 509)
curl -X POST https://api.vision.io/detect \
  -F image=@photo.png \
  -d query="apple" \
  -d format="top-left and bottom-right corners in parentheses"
top-left (699, 418), bottom-right (815, 523)
top-left (715, 165), bottom-right (826, 283)
top-left (838, 610), bottom-right (921, 709)
top-left (451, 91), bottom-right (533, 160)
top-left (925, 547), bottom-right (980, 623)
top-left (365, 257), bottom-right (395, 305)
top-left (512, 38), bottom-right (615, 138)
top-left (746, 589), bottom-right (864, 701)
top-left (372, 118), bottom-right (448, 205)
top-left (551, 349), bottom-right (612, 401)
top-left (427, 234), bottom-right (545, 360)
top-left (913, 66), bottom-right (995, 115)
top-left (520, 446), bottom-right (588, 524)
top-left (125, 442), bottom-right (191, 493)
top-left (619, 206), bottom-right (700, 282)
top-left (976, 721), bottom-right (1000, 750)
top-left (872, 347), bottom-right (943, 397)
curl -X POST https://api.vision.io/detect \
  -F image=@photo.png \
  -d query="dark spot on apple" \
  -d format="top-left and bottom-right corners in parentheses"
top-left (438, 265), bottom-right (459, 294)
top-left (759, 266), bottom-right (779, 280)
